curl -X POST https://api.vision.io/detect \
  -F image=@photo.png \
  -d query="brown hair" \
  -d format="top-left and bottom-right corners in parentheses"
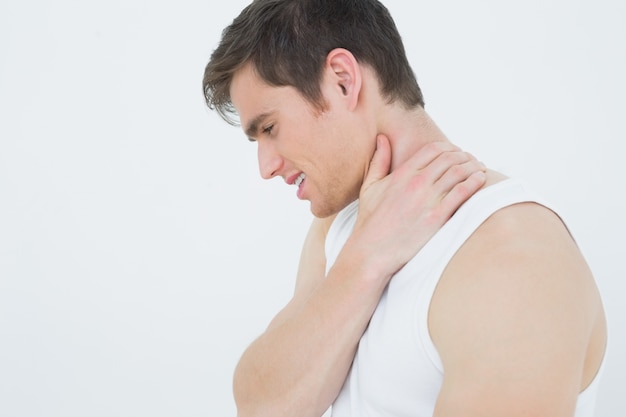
top-left (203, 0), bottom-right (424, 125)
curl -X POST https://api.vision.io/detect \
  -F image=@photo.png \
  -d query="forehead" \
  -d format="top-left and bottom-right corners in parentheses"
top-left (230, 64), bottom-right (313, 127)
top-left (230, 64), bottom-right (279, 122)
top-left (230, 64), bottom-right (266, 108)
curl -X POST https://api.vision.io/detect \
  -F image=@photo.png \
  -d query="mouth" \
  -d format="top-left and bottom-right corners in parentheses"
top-left (295, 173), bottom-right (306, 188)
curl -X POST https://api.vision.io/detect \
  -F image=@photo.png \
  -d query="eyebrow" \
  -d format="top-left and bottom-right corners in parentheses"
top-left (244, 112), bottom-right (272, 141)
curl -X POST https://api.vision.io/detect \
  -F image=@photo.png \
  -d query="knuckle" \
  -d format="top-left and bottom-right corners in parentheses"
top-left (407, 172), bottom-right (428, 191)
top-left (439, 149), bottom-right (466, 167)
top-left (452, 181), bottom-right (471, 196)
top-left (449, 164), bottom-right (466, 177)
top-left (425, 206), bottom-right (446, 226)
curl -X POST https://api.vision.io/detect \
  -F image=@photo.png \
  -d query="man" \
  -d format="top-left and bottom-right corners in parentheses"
top-left (203, 1), bottom-right (607, 416)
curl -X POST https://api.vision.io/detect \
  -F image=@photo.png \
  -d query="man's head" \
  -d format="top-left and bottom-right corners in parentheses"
top-left (203, 0), bottom-right (424, 125)
top-left (204, 0), bottom-right (425, 217)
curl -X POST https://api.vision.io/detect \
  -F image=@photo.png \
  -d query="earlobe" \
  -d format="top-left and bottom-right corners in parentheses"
top-left (326, 48), bottom-right (362, 111)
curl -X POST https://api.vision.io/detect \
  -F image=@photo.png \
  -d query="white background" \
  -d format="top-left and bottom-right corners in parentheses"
top-left (0, 0), bottom-right (624, 416)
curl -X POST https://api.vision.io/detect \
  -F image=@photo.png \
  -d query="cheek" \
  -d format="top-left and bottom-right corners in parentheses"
top-left (306, 115), bottom-right (371, 181)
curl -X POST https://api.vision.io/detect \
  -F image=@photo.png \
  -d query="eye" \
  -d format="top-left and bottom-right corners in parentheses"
top-left (262, 124), bottom-right (274, 136)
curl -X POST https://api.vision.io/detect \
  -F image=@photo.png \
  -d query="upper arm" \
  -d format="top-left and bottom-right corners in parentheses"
top-left (430, 203), bottom-right (604, 417)
top-left (266, 215), bottom-right (336, 331)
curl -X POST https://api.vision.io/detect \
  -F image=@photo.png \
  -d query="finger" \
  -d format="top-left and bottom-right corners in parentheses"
top-left (362, 134), bottom-right (392, 190)
top-left (398, 141), bottom-right (462, 175)
top-left (438, 170), bottom-right (487, 218)
top-left (416, 150), bottom-right (477, 185)
top-left (435, 158), bottom-right (487, 193)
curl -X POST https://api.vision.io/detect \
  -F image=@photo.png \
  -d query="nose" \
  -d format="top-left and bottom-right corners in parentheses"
top-left (257, 140), bottom-right (283, 180)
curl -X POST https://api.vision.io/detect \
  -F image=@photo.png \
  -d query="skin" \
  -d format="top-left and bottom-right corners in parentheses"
top-left (228, 48), bottom-right (607, 417)
top-left (233, 57), bottom-right (374, 218)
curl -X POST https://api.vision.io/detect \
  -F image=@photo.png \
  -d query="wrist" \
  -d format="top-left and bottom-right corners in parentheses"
top-left (334, 234), bottom-right (395, 288)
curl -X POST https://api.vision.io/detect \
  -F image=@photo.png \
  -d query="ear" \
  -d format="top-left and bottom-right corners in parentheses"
top-left (324, 48), bottom-right (363, 111)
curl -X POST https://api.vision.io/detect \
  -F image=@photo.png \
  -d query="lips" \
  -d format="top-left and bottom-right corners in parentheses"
top-left (286, 172), bottom-right (305, 186)
top-left (286, 172), bottom-right (307, 199)
top-left (295, 173), bottom-right (306, 188)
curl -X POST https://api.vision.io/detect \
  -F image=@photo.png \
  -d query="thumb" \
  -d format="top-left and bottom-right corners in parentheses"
top-left (362, 134), bottom-right (392, 190)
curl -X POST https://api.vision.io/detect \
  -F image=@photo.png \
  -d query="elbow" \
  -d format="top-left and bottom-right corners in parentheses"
top-left (232, 352), bottom-right (324, 417)
top-left (232, 371), bottom-right (283, 417)
top-left (233, 376), bottom-right (318, 417)
top-left (234, 396), bottom-right (288, 417)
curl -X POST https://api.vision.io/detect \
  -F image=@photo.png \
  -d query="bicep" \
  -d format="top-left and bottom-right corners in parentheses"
top-left (430, 203), bottom-right (598, 417)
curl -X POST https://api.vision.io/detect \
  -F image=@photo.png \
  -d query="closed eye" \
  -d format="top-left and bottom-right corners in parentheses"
top-left (262, 124), bottom-right (274, 135)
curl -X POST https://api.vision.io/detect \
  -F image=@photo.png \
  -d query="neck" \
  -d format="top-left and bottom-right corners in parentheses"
top-left (376, 105), bottom-right (450, 172)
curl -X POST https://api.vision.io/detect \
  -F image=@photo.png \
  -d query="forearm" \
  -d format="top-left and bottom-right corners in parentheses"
top-left (233, 244), bottom-right (390, 417)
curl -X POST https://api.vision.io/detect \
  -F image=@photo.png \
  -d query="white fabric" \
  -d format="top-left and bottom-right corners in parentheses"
top-left (326, 178), bottom-right (603, 417)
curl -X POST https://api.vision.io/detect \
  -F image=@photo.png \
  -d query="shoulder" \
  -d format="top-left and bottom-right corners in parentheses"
top-left (431, 200), bottom-right (597, 338)
top-left (451, 201), bottom-right (593, 292)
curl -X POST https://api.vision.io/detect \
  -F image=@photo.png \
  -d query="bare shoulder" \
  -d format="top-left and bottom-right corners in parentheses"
top-left (433, 201), bottom-right (600, 309)
top-left (439, 201), bottom-right (598, 294)
top-left (429, 201), bottom-right (607, 414)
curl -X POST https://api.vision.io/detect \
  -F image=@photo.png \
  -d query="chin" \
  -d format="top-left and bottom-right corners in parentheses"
top-left (310, 205), bottom-right (336, 219)
top-left (308, 199), bottom-right (336, 219)
top-left (310, 196), bottom-right (357, 219)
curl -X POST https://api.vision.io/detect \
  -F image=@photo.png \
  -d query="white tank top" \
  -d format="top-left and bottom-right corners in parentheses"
top-left (326, 178), bottom-right (603, 417)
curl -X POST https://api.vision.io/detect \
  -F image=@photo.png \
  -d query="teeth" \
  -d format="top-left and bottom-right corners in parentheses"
top-left (295, 173), bottom-right (306, 187)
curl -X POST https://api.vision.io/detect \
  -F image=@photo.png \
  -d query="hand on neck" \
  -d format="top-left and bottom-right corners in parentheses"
top-left (376, 105), bottom-right (451, 172)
